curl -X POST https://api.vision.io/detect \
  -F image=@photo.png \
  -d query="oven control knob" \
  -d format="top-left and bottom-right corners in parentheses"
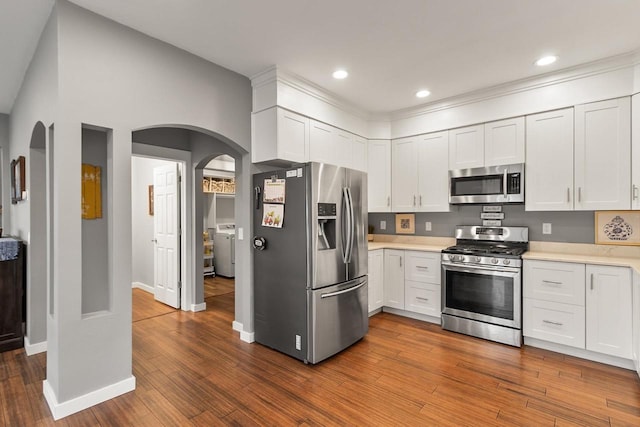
top-left (491, 258), bottom-right (499, 264)
top-left (503, 259), bottom-right (511, 265)
top-left (474, 256), bottom-right (481, 263)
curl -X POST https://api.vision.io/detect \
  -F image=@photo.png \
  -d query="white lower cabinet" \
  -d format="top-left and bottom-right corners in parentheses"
top-left (524, 260), bottom-right (633, 361)
top-left (633, 270), bottom-right (640, 376)
top-left (383, 250), bottom-right (405, 309)
top-left (523, 298), bottom-right (585, 348)
top-left (585, 265), bottom-right (632, 359)
top-left (367, 250), bottom-right (384, 313)
top-left (405, 281), bottom-right (441, 317)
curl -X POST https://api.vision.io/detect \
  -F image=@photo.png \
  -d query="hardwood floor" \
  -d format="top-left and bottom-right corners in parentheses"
top-left (1, 289), bottom-right (640, 426)
top-left (203, 276), bottom-right (235, 299)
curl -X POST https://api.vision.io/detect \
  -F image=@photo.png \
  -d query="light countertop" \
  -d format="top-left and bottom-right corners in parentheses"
top-left (367, 235), bottom-right (640, 273)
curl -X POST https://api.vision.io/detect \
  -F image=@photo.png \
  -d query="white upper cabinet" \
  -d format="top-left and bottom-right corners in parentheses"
top-left (393, 132), bottom-right (450, 212)
top-left (585, 265), bottom-right (632, 359)
top-left (367, 140), bottom-right (391, 212)
top-left (574, 97), bottom-right (631, 210)
top-left (448, 124), bottom-right (485, 170)
top-left (525, 108), bottom-right (575, 211)
top-left (392, 136), bottom-right (419, 211)
top-left (252, 107), bottom-right (309, 164)
top-left (309, 119), bottom-right (367, 171)
top-left (417, 131), bottom-right (450, 212)
top-left (351, 135), bottom-right (368, 172)
top-left (309, 120), bottom-right (338, 165)
top-left (484, 117), bottom-right (525, 166)
top-left (631, 94), bottom-right (640, 210)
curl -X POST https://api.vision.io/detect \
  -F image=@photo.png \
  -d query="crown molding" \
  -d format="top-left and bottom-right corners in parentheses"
top-left (391, 50), bottom-right (640, 121)
top-left (251, 66), bottom-right (372, 121)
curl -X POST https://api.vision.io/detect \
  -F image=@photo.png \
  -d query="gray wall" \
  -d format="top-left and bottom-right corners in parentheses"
top-left (81, 129), bottom-right (109, 313)
top-left (131, 156), bottom-right (176, 288)
top-left (369, 205), bottom-right (595, 243)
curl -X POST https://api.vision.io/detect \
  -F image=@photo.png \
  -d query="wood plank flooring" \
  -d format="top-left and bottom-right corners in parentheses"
top-left (1, 288), bottom-right (639, 426)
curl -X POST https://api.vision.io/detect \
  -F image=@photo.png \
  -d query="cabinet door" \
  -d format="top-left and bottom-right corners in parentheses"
top-left (383, 250), bottom-right (405, 309)
top-left (633, 94), bottom-right (640, 210)
top-left (417, 131), bottom-right (450, 212)
top-left (405, 281), bottom-right (441, 317)
top-left (404, 251), bottom-right (440, 284)
top-left (633, 270), bottom-right (640, 376)
top-left (309, 120), bottom-right (338, 165)
top-left (367, 250), bottom-right (384, 313)
top-left (484, 117), bottom-right (525, 166)
top-left (392, 137), bottom-right (418, 211)
top-left (252, 107), bottom-right (309, 164)
top-left (351, 135), bottom-right (368, 172)
top-left (525, 108), bottom-right (574, 211)
top-left (367, 140), bottom-right (391, 212)
top-left (575, 97), bottom-right (631, 210)
top-left (586, 265), bottom-right (632, 359)
top-left (523, 298), bottom-right (585, 348)
top-left (448, 124), bottom-right (484, 170)
top-left (335, 129), bottom-right (354, 169)
top-left (523, 260), bottom-right (585, 306)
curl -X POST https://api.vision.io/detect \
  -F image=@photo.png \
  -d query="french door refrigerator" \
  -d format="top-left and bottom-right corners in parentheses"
top-left (253, 162), bottom-right (368, 364)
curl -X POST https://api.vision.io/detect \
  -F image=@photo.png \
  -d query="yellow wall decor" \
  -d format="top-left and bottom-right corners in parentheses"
top-left (82, 163), bottom-right (102, 219)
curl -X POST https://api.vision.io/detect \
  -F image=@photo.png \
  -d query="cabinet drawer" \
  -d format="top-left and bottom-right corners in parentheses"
top-left (405, 251), bottom-right (440, 283)
top-left (523, 298), bottom-right (585, 349)
top-left (405, 281), bottom-right (441, 318)
top-left (524, 260), bottom-right (585, 305)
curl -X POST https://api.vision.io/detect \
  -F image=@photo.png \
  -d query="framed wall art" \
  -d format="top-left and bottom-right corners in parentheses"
top-left (595, 211), bottom-right (640, 245)
top-left (395, 213), bottom-right (415, 235)
top-left (10, 156), bottom-right (25, 204)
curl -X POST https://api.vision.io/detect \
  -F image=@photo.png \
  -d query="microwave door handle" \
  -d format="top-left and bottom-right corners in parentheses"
top-left (503, 170), bottom-right (508, 199)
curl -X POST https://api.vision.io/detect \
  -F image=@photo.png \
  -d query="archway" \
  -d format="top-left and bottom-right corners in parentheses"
top-left (131, 125), bottom-right (249, 331)
top-left (26, 121), bottom-right (48, 353)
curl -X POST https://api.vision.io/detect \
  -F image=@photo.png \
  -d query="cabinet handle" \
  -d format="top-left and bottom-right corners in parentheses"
top-left (416, 266), bottom-right (429, 270)
top-left (590, 273), bottom-right (594, 291)
top-left (542, 280), bottom-right (562, 286)
top-left (413, 195), bottom-right (416, 206)
top-left (419, 195), bottom-right (422, 206)
top-left (399, 257), bottom-right (402, 267)
top-left (542, 319), bottom-right (563, 326)
top-left (416, 297), bottom-right (429, 302)
top-left (633, 185), bottom-right (639, 201)
top-left (387, 196), bottom-right (390, 207)
top-left (578, 187), bottom-right (582, 203)
top-left (567, 188), bottom-right (570, 203)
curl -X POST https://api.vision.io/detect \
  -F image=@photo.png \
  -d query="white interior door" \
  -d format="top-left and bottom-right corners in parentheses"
top-left (153, 163), bottom-right (180, 308)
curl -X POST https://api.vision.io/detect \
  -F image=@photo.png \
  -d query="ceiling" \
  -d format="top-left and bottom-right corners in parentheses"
top-left (2, 0), bottom-right (640, 115)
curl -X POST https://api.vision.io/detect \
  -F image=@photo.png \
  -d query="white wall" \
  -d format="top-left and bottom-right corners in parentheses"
top-left (0, 114), bottom-right (7, 228)
top-left (131, 156), bottom-right (176, 289)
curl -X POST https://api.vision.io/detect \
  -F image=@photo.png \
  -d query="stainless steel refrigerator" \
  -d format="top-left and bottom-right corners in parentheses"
top-left (253, 162), bottom-right (368, 364)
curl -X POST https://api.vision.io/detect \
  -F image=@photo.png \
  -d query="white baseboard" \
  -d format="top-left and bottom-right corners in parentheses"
top-left (191, 302), bottom-right (206, 312)
top-left (233, 320), bottom-right (255, 343)
top-left (524, 337), bottom-right (634, 370)
top-left (24, 336), bottom-right (47, 355)
top-left (132, 281), bottom-right (154, 294)
top-left (43, 376), bottom-right (136, 420)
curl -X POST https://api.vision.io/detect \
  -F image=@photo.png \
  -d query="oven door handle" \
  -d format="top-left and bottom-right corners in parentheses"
top-left (442, 262), bottom-right (520, 275)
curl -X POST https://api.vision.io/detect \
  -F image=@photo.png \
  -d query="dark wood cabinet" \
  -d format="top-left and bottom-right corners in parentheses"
top-left (0, 241), bottom-right (24, 353)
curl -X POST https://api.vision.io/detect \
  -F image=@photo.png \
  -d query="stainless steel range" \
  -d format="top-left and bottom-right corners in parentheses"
top-left (441, 226), bottom-right (528, 347)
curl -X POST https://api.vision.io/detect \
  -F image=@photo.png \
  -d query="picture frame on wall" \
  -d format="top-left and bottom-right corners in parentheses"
top-left (595, 210), bottom-right (640, 246)
top-left (395, 213), bottom-right (415, 235)
top-left (10, 156), bottom-right (25, 204)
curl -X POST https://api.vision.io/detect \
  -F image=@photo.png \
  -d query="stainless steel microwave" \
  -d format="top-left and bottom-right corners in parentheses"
top-left (449, 163), bottom-right (524, 204)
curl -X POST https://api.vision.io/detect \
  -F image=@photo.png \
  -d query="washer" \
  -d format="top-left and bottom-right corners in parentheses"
top-left (213, 223), bottom-right (235, 278)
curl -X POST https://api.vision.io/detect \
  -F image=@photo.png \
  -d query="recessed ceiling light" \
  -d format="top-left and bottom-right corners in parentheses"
top-left (535, 55), bottom-right (557, 66)
top-left (416, 90), bottom-right (431, 98)
top-left (332, 69), bottom-right (348, 79)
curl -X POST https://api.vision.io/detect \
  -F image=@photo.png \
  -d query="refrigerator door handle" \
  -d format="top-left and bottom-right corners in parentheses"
top-left (345, 187), bottom-right (355, 264)
top-left (341, 187), bottom-right (351, 264)
top-left (320, 280), bottom-right (366, 299)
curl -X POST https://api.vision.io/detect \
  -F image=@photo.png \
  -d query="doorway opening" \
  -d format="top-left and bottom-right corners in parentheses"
top-left (202, 154), bottom-right (236, 302)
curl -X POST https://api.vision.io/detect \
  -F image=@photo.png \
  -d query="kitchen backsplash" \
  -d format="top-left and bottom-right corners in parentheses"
top-left (368, 205), bottom-right (595, 243)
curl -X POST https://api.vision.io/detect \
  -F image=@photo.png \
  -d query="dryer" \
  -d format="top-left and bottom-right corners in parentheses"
top-left (213, 223), bottom-right (235, 278)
